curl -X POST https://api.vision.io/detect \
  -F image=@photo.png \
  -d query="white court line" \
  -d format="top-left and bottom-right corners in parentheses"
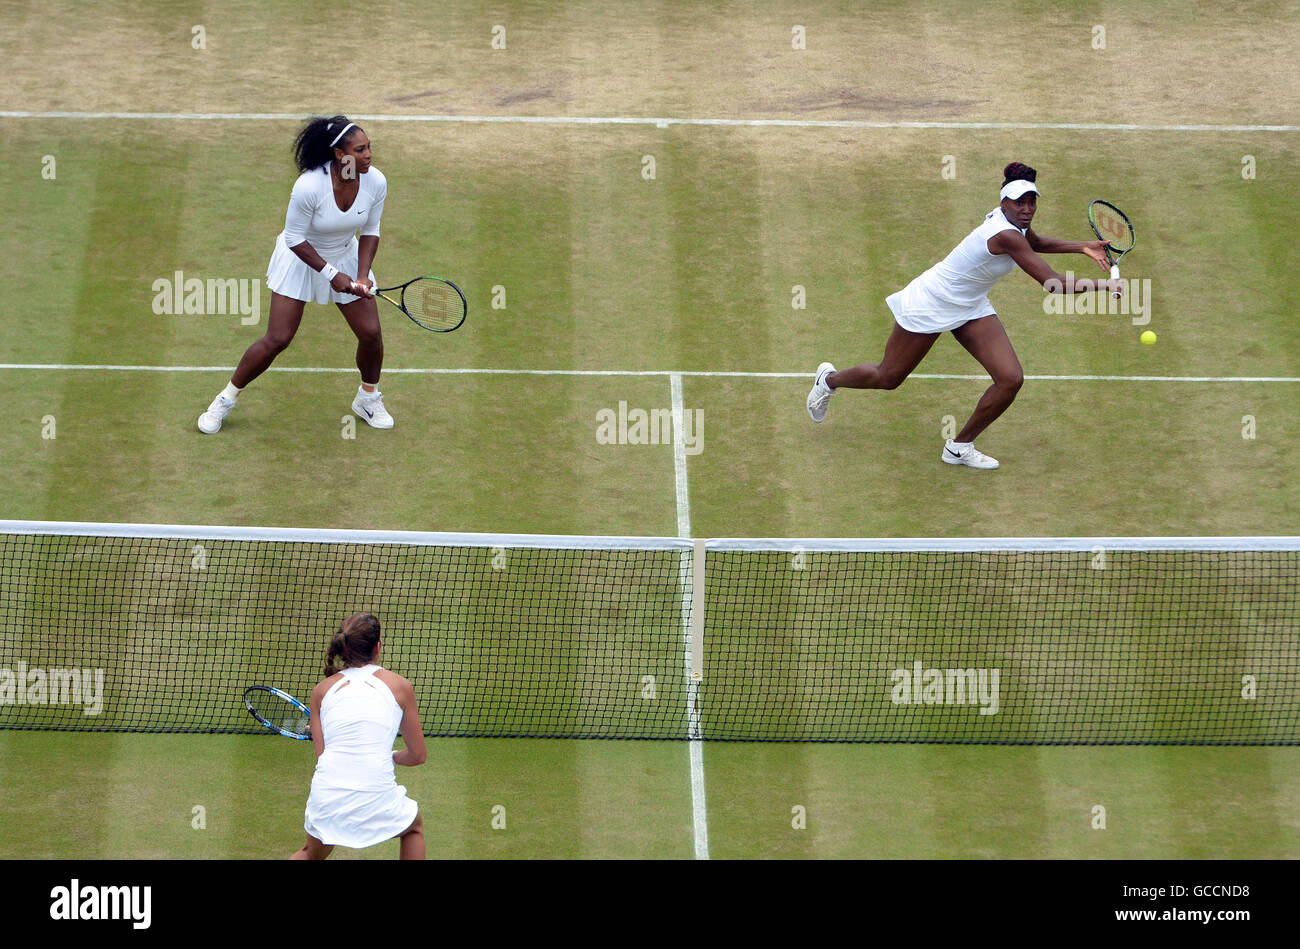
top-left (2, 111), bottom-right (1298, 132)
top-left (670, 374), bottom-right (692, 538)
top-left (2, 364), bottom-right (1298, 383)
top-left (670, 373), bottom-right (709, 860)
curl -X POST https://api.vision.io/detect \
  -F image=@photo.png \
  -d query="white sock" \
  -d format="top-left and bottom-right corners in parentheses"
top-left (221, 382), bottom-right (241, 401)
top-left (949, 440), bottom-right (972, 451)
top-left (359, 383), bottom-right (378, 396)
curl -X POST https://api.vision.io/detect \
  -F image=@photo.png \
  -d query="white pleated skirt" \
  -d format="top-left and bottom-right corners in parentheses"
top-left (886, 283), bottom-right (995, 334)
top-left (266, 232), bottom-right (376, 305)
top-left (304, 781), bottom-right (419, 849)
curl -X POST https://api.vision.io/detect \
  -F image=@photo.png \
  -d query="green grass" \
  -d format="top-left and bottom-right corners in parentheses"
top-left (3, 734), bottom-right (1297, 860)
top-left (2, 0), bottom-right (1299, 861)
top-left (0, 733), bottom-right (696, 859)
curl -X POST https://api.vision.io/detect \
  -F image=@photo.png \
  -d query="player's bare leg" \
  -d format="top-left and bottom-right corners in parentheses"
top-left (338, 294), bottom-right (393, 428)
top-left (950, 315), bottom-right (1023, 442)
top-left (337, 294), bottom-right (384, 388)
top-left (828, 324), bottom-right (941, 390)
top-left (232, 292), bottom-right (307, 388)
top-left (397, 813), bottom-right (425, 860)
top-left (289, 834), bottom-right (334, 860)
top-left (199, 292), bottom-right (306, 432)
top-left (937, 315), bottom-right (1022, 469)
top-left (808, 324), bottom-right (939, 421)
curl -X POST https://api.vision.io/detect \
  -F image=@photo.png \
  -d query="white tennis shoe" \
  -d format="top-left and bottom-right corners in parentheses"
top-left (941, 440), bottom-right (999, 469)
top-left (197, 394), bottom-right (237, 434)
top-left (352, 388), bottom-right (394, 429)
top-left (806, 362), bottom-right (837, 422)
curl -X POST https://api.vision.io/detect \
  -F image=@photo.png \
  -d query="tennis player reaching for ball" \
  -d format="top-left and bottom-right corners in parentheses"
top-left (806, 162), bottom-right (1123, 469)
top-left (198, 115), bottom-right (393, 434)
top-left (290, 613), bottom-right (427, 860)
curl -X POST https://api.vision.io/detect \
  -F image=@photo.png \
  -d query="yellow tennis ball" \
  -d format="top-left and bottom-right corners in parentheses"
top-left (1140, 331), bottom-right (1157, 346)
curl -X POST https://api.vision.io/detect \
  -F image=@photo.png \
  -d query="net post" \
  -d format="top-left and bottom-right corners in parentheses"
top-left (690, 538), bottom-right (705, 682)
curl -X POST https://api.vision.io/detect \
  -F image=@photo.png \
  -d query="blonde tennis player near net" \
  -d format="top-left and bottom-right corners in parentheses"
top-left (807, 162), bottom-right (1123, 469)
top-left (198, 115), bottom-right (392, 434)
top-left (291, 613), bottom-right (427, 860)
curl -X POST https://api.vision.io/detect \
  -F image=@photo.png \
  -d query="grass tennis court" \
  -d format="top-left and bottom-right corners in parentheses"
top-left (2, 0), bottom-right (1300, 862)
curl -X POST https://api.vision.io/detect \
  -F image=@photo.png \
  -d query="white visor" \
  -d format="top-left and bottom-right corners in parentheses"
top-left (1000, 179), bottom-right (1040, 201)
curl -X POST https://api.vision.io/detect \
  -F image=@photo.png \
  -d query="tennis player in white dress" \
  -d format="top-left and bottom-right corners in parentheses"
top-left (198, 115), bottom-right (395, 434)
top-left (806, 162), bottom-right (1123, 469)
top-left (291, 613), bottom-right (427, 860)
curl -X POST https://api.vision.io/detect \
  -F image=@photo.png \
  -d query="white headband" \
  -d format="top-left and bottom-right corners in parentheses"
top-left (329, 122), bottom-right (356, 148)
top-left (1000, 179), bottom-right (1040, 200)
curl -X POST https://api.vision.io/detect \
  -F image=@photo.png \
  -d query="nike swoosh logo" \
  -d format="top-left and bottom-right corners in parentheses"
top-left (360, 406), bottom-right (373, 418)
top-left (945, 447), bottom-right (963, 457)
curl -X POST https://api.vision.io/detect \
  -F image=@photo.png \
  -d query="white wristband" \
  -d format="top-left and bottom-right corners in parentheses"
top-left (320, 263), bottom-right (339, 282)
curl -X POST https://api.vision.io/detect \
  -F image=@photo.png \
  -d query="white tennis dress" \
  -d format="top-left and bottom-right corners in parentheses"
top-left (303, 663), bottom-right (418, 849)
top-left (266, 164), bottom-right (387, 305)
top-left (886, 207), bottom-right (1026, 333)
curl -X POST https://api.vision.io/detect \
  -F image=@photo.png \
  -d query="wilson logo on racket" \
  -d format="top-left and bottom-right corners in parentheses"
top-left (1087, 199), bottom-right (1136, 301)
top-left (353, 276), bottom-right (468, 333)
top-left (1087, 199), bottom-right (1136, 258)
top-left (1096, 213), bottom-right (1126, 241)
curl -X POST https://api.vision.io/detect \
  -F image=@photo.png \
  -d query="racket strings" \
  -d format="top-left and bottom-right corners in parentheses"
top-left (1104, 229), bottom-right (1135, 253)
top-left (1089, 205), bottom-right (1134, 253)
top-left (402, 280), bottom-right (464, 330)
top-left (247, 691), bottom-right (308, 736)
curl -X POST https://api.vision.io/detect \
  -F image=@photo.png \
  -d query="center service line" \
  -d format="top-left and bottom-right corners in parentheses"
top-left (671, 372), bottom-right (709, 861)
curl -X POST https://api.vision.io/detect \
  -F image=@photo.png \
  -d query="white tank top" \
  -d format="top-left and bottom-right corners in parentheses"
top-left (313, 664), bottom-right (403, 792)
top-left (897, 208), bottom-right (1025, 315)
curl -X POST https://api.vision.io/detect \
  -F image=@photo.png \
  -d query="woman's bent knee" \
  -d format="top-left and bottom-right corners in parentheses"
top-left (879, 372), bottom-right (908, 391)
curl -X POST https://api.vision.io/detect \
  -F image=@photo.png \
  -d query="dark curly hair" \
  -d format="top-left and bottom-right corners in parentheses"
top-left (323, 612), bottom-right (382, 676)
top-left (1001, 162), bottom-right (1037, 187)
top-left (293, 115), bottom-right (363, 173)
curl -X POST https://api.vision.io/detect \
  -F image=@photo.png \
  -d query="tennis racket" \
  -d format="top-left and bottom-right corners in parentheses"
top-left (353, 276), bottom-right (467, 332)
top-left (1088, 199), bottom-right (1135, 299)
top-left (243, 685), bottom-right (311, 740)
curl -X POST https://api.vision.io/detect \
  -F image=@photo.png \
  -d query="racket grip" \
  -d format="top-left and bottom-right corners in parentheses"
top-left (1110, 264), bottom-right (1121, 299)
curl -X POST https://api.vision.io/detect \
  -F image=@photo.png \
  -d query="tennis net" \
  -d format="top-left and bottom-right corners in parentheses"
top-left (1, 521), bottom-right (1297, 743)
